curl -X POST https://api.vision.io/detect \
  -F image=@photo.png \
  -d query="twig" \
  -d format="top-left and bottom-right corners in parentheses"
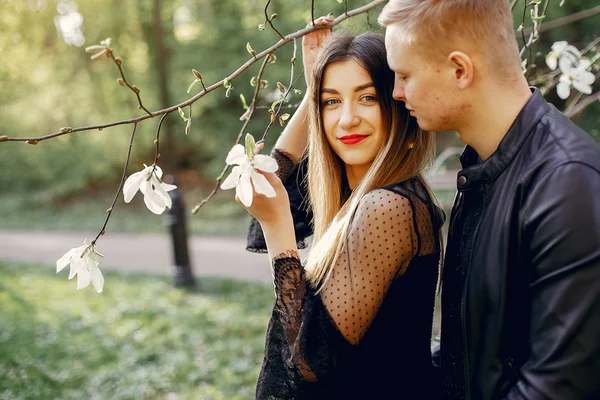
top-left (191, 55), bottom-right (273, 214)
top-left (265, 0), bottom-right (285, 40)
top-left (153, 112), bottom-right (170, 166)
top-left (91, 123), bottom-right (138, 245)
top-left (565, 91), bottom-right (600, 118)
top-left (260, 38), bottom-right (298, 143)
top-left (109, 52), bottom-right (153, 116)
top-left (520, 5), bottom-right (600, 36)
top-left (1, 0), bottom-right (385, 144)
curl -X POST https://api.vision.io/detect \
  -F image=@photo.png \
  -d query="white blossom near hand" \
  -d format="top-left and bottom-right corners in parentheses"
top-left (123, 164), bottom-right (177, 215)
top-left (545, 41), bottom-right (581, 72)
top-left (56, 241), bottom-right (105, 293)
top-left (220, 134), bottom-right (278, 207)
top-left (556, 59), bottom-right (595, 99)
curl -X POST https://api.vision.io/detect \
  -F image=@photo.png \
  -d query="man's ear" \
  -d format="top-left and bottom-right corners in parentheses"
top-left (448, 51), bottom-right (474, 89)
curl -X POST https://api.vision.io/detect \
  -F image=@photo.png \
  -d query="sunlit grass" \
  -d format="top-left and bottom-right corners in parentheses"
top-left (0, 262), bottom-right (273, 400)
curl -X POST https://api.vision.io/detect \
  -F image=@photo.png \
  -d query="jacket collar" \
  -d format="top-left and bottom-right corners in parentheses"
top-left (456, 88), bottom-right (550, 190)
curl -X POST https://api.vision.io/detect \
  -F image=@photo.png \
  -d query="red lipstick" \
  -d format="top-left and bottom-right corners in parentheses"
top-left (339, 134), bottom-right (369, 145)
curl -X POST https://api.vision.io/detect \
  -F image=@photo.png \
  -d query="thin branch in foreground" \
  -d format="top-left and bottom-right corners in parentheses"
top-left (191, 54), bottom-right (273, 214)
top-left (565, 90), bottom-right (600, 118)
top-left (91, 123), bottom-right (138, 245)
top-left (1, 0), bottom-right (386, 144)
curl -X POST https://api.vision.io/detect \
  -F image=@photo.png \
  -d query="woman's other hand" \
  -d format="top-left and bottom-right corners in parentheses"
top-left (302, 14), bottom-right (333, 87)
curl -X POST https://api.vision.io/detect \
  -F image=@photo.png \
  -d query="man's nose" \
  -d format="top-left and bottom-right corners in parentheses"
top-left (392, 81), bottom-right (405, 102)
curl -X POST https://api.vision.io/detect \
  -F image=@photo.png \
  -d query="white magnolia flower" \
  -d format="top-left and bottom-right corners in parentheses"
top-left (557, 59), bottom-right (595, 99)
top-left (123, 164), bottom-right (177, 215)
top-left (220, 134), bottom-right (278, 207)
top-left (546, 41), bottom-right (581, 72)
top-left (56, 241), bottom-right (105, 293)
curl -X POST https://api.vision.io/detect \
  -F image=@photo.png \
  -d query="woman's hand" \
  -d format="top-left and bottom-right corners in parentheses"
top-left (236, 171), bottom-right (291, 228)
top-left (302, 14), bottom-right (333, 87)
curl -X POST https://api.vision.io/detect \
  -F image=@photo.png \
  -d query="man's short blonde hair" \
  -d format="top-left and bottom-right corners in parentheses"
top-left (379, 0), bottom-right (521, 76)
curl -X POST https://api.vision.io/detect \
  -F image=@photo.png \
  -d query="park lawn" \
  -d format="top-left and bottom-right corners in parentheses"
top-left (0, 262), bottom-right (274, 400)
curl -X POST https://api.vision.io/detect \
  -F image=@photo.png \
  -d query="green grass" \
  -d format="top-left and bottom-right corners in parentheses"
top-left (0, 262), bottom-right (442, 399)
top-left (0, 189), bottom-right (251, 236)
top-left (0, 262), bottom-right (273, 400)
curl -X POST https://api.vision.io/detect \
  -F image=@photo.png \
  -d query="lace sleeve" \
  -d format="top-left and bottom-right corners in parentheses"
top-left (247, 149), bottom-right (313, 253)
top-left (320, 189), bottom-right (420, 345)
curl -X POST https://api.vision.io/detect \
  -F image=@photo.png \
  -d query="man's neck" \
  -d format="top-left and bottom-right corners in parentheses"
top-left (457, 79), bottom-right (532, 161)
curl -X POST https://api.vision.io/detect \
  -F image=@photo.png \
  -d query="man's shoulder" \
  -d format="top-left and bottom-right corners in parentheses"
top-left (524, 105), bottom-right (600, 173)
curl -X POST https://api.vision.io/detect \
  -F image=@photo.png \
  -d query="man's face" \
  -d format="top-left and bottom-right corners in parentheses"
top-left (385, 24), bottom-right (460, 132)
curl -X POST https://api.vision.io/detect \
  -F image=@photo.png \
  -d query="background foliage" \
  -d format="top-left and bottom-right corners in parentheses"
top-left (0, 0), bottom-right (597, 211)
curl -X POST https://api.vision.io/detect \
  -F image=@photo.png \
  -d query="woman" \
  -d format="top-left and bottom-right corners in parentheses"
top-left (241, 27), bottom-right (444, 399)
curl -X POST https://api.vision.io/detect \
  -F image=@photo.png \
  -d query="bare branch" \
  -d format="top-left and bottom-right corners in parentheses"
top-left (1, 0), bottom-right (386, 144)
top-left (565, 91), bottom-right (600, 118)
top-left (191, 54), bottom-right (273, 214)
top-left (265, 0), bottom-right (285, 40)
top-left (91, 123), bottom-right (138, 245)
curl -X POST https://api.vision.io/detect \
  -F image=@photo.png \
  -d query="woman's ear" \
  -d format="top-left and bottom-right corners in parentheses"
top-left (447, 51), bottom-right (474, 90)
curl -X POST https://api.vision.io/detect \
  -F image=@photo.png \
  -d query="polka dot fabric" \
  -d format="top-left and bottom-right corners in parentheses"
top-left (321, 189), bottom-right (432, 344)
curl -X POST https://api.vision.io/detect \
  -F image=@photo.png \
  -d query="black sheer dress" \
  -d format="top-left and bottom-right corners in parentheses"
top-left (248, 150), bottom-right (444, 400)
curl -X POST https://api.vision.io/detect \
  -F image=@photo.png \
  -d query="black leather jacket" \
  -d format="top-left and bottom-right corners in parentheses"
top-left (437, 89), bottom-right (600, 400)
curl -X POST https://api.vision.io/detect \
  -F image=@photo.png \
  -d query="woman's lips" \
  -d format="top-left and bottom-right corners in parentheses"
top-left (339, 134), bottom-right (369, 145)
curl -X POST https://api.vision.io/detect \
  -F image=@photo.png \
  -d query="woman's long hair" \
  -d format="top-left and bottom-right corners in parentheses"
top-left (304, 31), bottom-right (435, 291)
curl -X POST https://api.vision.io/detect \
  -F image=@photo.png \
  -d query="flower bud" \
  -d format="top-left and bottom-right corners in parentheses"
top-left (132, 85), bottom-right (140, 93)
top-left (85, 45), bottom-right (105, 53)
top-left (60, 127), bottom-right (73, 133)
top-left (90, 49), bottom-right (108, 61)
top-left (192, 69), bottom-right (202, 80)
top-left (271, 13), bottom-right (278, 20)
top-left (250, 76), bottom-right (258, 86)
top-left (115, 56), bottom-right (123, 65)
top-left (277, 82), bottom-right (285, 93)
top-left (185, 119), bottom-right (192, 135)
top-left (258, 24), bottom-right (265, 31)
top-left (0, 136), bottom-right (8, 142)
top-left (106, 207), bottom-right (112, 213)
top-left (117, 78), bottom-right (126, 86)
top-left (270, 112), bottom-right (276, 123)
top-left (26, 140), bottom-right (39, 145)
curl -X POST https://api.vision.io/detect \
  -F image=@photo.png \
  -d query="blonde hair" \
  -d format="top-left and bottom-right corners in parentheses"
top-left (378, 0), bottom-right (521, 77)
top-left (304, 32), bottom-right (435, 291)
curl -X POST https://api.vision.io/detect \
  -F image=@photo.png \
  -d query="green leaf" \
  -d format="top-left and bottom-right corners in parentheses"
top-left (245, 133), bottom-right (256, 160)
top-left (280, 113), bottom-right (290, 121)
top-left (223, 78), bottom-right (230, 88)
top-left (240, 94), bottom-right (248, 110)
top-left (178, 107), bottom-right (188, 122)
top-left (246, 42), bottom-right (256, 57)
top-left (187, 80), bottom-right (198, 94)
top-left (294, 89), bottom-right (302, 95)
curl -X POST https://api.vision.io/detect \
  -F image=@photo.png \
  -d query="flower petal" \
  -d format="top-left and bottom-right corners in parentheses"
top-left (236, 173), bottom-right (254, 207)
top-left (551, 41), bottom-right (568, 52)
top-left (123, 170), bottom-right (147, 203)
top-left (56, 245), bottom-right (85, 273)
top-left (225, 144), bottom-right (247, 165)
top-left (572, 79), bottom-right (592, 95)
top-left (161, 183), bottom-right (177, 192)
top-left (76, 264), bottom-right (92, 290)
top-left (143, 180), bottom-right (167, 215)
top-left (90, 264), bottom-right (105, 293)
top-left (152, 177), bottom-right (173, 209)
top-left (557, 81), bottom-right (571, 99)
top-left (251, 170), bottom-right (276, 198)
top-left (545, 55), bottom-right (557, 71)
top-left (253, 155), bottom-right (278, 173)
top-left (220, 166), bottom-right (242, 190)
top-left (153, 165), bottom-right (163, 180)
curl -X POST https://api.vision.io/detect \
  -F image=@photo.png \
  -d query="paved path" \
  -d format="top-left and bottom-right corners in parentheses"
top-left (0, 230), bottom-right (296, 281)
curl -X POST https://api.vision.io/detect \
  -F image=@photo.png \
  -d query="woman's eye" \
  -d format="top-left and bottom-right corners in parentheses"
top-left (323, 98), bottom-right (340, 106)
top-left (362, 95), bottom-right (377, 102)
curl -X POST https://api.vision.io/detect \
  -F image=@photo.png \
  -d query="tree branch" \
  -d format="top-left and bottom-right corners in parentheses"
top-left (565, 91), bottom-right (600, 118)
top-left (0, 0), bottom-right (386, 144)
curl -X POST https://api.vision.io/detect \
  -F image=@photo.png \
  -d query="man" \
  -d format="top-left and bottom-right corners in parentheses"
top-left (379, 1), bottom-right (600, 399)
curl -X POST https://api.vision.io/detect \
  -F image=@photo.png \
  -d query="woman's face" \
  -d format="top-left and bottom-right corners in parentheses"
top-left (320, 59), bottom-right (386, 180)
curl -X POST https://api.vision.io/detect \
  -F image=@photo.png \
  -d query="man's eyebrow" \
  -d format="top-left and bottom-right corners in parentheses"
top-left (321, 82), bottom-right (375, 94)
